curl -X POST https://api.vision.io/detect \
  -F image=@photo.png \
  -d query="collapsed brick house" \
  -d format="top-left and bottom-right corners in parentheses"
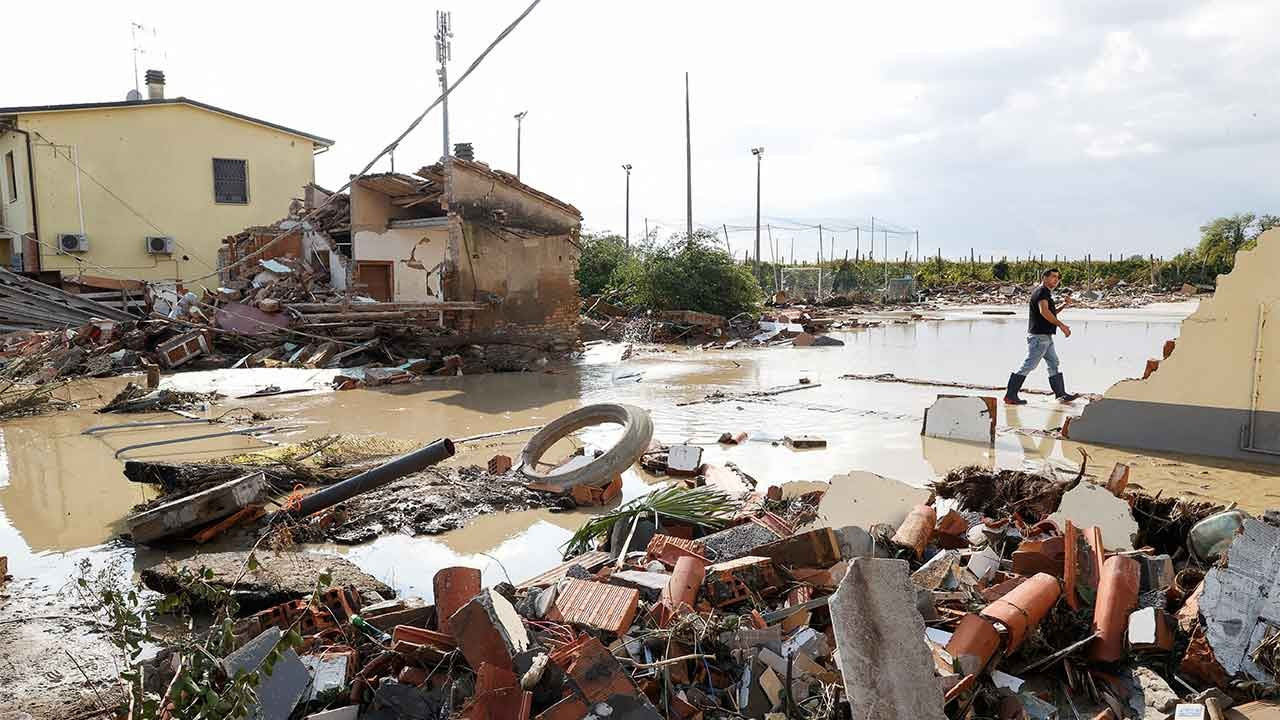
top-left (221, 154), bottom-right (583, 362)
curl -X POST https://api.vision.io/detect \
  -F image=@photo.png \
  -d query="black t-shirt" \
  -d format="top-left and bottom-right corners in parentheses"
top-left (1028, 285), bottom-right (1057, 335)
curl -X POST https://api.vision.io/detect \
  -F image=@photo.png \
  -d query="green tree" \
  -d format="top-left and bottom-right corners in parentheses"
top-left (575, 232), bottom-right (634, 297)
top-left (616, 230), bottom-right (762, 317)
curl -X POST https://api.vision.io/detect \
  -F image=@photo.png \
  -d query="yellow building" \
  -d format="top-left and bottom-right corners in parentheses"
top-left (0, 71), bottom-right (331, 286)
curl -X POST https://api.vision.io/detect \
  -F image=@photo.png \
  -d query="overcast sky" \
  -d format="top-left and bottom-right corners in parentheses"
top-left (6, 1), bottom-right (1277, 262)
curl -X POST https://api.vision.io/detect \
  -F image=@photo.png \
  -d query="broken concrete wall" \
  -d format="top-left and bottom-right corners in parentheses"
top-left (443, 158), bottom-right (580, 235)
top-left (1069, 229), bottom-right (1280, 463)
top-left (352, 226), bottom-right (449, 302)
top-left (449, 221), bottom-right (581, 354)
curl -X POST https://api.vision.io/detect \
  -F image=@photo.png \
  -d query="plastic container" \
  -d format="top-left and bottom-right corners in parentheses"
top-left (1187, 510), bottom-right (1246, 563)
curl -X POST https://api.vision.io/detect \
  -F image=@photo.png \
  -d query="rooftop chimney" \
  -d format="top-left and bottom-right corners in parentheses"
top-left (453, 142), bottom-right (474, 161)
top-left (144, 69), bottom-right (166, 100)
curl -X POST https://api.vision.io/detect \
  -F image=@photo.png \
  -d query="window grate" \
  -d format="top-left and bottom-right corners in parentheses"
top-left (212, 158), bottom-right (248, 204)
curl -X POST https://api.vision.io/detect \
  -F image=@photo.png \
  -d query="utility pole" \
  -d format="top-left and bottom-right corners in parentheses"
top-left (684, 72), bottom-right (693, 245)
top-left (621, 164), bottom-right (632, 246)
top-left (870, 216), bottom-right (875, 262)
top-left (435, 10), bottom-right (453, 159)
top-left (514, 111), bottom-right (528, 179)
top-left (915, 231), bottom-right (919, 263)
top-left (723, 224), bottom-right (731, 255)
top-left (856, 228), bottom-right (860, 260)
top-left (817, 224), bottom-right (824, 297)
top-left (790, 238), bottom-right (795, 265)
top-left (751, 147), bottom-right (764, 268)
top-left (645, 217), bottom-right (650, 242)
top-left (883, 230), bottom-right (889, 289)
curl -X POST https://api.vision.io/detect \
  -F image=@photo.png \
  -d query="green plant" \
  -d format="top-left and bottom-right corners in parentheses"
top-left (74, 553), bottom-right (331, 720)
top-left (614, 231), bottom-right (763, 317)
top-left (562, 485), bottom-right (741, 558)
top-left (575, 232), bottom-right (637, 297)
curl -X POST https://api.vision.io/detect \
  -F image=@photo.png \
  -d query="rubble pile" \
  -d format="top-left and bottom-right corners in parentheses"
top-left (129, 451), bottom-right (1280, 719)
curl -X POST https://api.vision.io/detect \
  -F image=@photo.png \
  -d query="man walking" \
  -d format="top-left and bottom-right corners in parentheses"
top-left (1005, 268), bottom-right (1080, 405)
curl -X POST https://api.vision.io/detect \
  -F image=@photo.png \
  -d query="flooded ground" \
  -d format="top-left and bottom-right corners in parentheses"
top-left (4, 300), bottom-right (1280, 710)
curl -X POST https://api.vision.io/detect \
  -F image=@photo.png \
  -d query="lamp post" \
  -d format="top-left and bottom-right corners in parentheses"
top-left (513, 111), bottom-right (527, 179)
top-left (751, 147), bottom-right (764, 268)
top-left (621, 164), bottom-right (632, 246)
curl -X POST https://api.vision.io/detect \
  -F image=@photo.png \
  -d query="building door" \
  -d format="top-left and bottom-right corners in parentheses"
top-left (355, 261), bottom-right (394, 301)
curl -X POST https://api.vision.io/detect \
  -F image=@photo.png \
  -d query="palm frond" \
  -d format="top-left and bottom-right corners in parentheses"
top-left (562, 485), bottom-right (741, 559)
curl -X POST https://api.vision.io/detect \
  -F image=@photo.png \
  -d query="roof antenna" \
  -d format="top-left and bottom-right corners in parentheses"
top-left (130, 22), bottom-right (145, 97)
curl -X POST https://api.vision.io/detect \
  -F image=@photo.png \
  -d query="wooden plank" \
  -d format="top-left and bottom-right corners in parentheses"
top-left (127, 472), bottom-right (268, 544)
top-left (287, 301), bottom-right (488, 313)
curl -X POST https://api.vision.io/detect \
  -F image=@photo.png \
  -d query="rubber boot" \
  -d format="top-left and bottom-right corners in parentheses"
top-left (1004, 373), bottom-right (1028, 405)
top-left (1049, 373), bottom-right (1079, 403)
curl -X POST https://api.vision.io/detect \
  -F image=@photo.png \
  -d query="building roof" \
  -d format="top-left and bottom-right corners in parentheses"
top-left (419, 157), bottom-right (582, 220)
top-left (0, 97), bottom-right (334, 147)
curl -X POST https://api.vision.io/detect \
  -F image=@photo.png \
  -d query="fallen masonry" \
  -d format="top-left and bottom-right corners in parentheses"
top-left (108, 443), bottom-right (1280, 720)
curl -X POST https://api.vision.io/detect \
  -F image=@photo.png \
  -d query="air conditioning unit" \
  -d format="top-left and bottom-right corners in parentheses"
top-left (145, 235), bottom-right (175, 254)
top-left (58, 233), bottom-right (89, 253)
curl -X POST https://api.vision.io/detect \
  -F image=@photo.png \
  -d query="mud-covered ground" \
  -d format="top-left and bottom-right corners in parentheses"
top-left (299, 465), bottom-right (564, 545)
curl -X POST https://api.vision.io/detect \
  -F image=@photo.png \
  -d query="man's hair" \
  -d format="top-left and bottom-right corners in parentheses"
top-left (1043, 268), bottom-right (1060, 278)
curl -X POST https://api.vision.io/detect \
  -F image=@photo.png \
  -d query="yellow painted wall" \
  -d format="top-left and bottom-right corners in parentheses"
top-left (1098, 228), bottom-right (1280, 413)
top-left (16, 103), bottom-right (318, 287)
top-left (0, 129), bottom-right (34, 261)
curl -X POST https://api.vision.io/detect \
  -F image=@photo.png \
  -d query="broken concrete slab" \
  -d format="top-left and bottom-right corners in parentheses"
top-left (753, 527), bottom-right (842, 568)
top-left (222, 626), bottom-right (309, 720)
top-left (1049, 481), bottom-right (1139, 551)
top-left (607, 570), bottom-right (671, 603)
top-left (701, 521), bottom-right (782, 562)
top-left (828, 558), bottom-right (946, 720)
top-left (140, 551), bottom-right (393, 614)
top-left (921, 395), bottom-right (997, 445)
top-left (783, 434), bottom-right (827, 449)
top-left (1199, 517), bottom-right (1280, 680)
top-left (666, 444), bottom-right (703, 476)
top-left (811, 471), bottom-right (931, 532)
top-left (127, 471), bottom-right (268, 544)
top-left (300, 654), bottom-right (348, 702)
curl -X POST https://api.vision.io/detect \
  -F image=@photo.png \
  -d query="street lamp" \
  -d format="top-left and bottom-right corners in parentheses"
top-left (751, 147), bottom-right (764, 268)
top-left (621, 164), bottom-right (632, 247)
top-left (514, 111), bottom-right (528, 179)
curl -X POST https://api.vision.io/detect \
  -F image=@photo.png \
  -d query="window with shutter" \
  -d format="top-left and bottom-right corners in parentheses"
top-left (212, 158), bottom-right (248, 204)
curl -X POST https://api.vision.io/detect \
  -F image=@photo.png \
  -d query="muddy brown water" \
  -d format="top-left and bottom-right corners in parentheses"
top-left (3, 300), bottom-right (1277, 608)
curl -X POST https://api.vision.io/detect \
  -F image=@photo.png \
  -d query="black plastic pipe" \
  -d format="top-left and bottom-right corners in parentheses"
top-left (289, 437), bottom-right (455, 517)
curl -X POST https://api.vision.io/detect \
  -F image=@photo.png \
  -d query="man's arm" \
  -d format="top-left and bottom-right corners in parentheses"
top-left (1039, 299), bottom-right (1072, 337)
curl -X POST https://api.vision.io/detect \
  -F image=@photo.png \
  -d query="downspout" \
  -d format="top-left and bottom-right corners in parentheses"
top-left (3, 123), bottom-right (41, 271)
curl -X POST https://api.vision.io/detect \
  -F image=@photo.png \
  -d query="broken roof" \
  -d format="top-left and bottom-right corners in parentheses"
top-left (418, 157), bottom-right (582, 220)
top-left (353, 173), bottom-right (443, 210)
top-left (0, 96), bottom-right (333, 148)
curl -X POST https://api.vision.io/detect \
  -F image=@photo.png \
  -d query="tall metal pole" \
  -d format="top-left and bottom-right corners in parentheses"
top-left (685, 72), bottom-right (693, 245)
top-left (436, 11), bottom-right (453, 159)
top-left (752, 147), bottom-right (763, 268)
top-left (621, 164), bottom-right (632, 246)
top-left (514, 111), bottom-right (528, 179)
top-left (883, 230), bottom-right (889, 289)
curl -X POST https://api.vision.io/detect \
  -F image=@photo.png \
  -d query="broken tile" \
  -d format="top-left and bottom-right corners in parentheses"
top-left (547, 578), bottom-right (639, 635)
top-left (667, 445), bottom-right (703, 476)
top-left (607, 570), bottom-right (671, 602)
top-left (828, 558), bottom-right (947, 719)
top-left (754, 527), bottom-right (842, 568)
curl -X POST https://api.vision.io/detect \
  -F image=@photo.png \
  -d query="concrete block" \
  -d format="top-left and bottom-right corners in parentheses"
top-left (814, 471), bottom-right (931, 532)
top-left (667, 444), bottom-right (703, 475)
top-left (828, 558), bottom-right (946, 719)
top-left (1049, 481), bottom-right (1139, 551)
top-left (921, 395), bottom-right (997, 444)
top-left (222, 627), bottom-right (309, 720)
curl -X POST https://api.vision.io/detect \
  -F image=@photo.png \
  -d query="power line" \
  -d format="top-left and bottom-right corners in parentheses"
top-left (185, 0), bottom-right (545, 284)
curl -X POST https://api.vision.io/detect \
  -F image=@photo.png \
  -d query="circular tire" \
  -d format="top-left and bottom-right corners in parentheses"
top-left (519, 403), bottom-right (654, 490)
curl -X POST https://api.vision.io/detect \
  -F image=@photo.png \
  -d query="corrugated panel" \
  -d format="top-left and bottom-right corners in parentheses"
top-left (547, 579), bottom-right (638, 635)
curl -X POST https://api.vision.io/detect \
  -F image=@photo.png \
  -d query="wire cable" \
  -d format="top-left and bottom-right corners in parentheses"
top-left (184, 0), bottom-right (545, 284)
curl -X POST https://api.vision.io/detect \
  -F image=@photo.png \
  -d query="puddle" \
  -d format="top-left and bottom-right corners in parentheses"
top-left (3, 300), bottom-right (1278, 599)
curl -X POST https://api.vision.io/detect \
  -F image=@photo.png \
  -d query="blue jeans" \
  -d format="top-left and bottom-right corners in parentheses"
top-left (1017, 334), bottom-right (1060, 376)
